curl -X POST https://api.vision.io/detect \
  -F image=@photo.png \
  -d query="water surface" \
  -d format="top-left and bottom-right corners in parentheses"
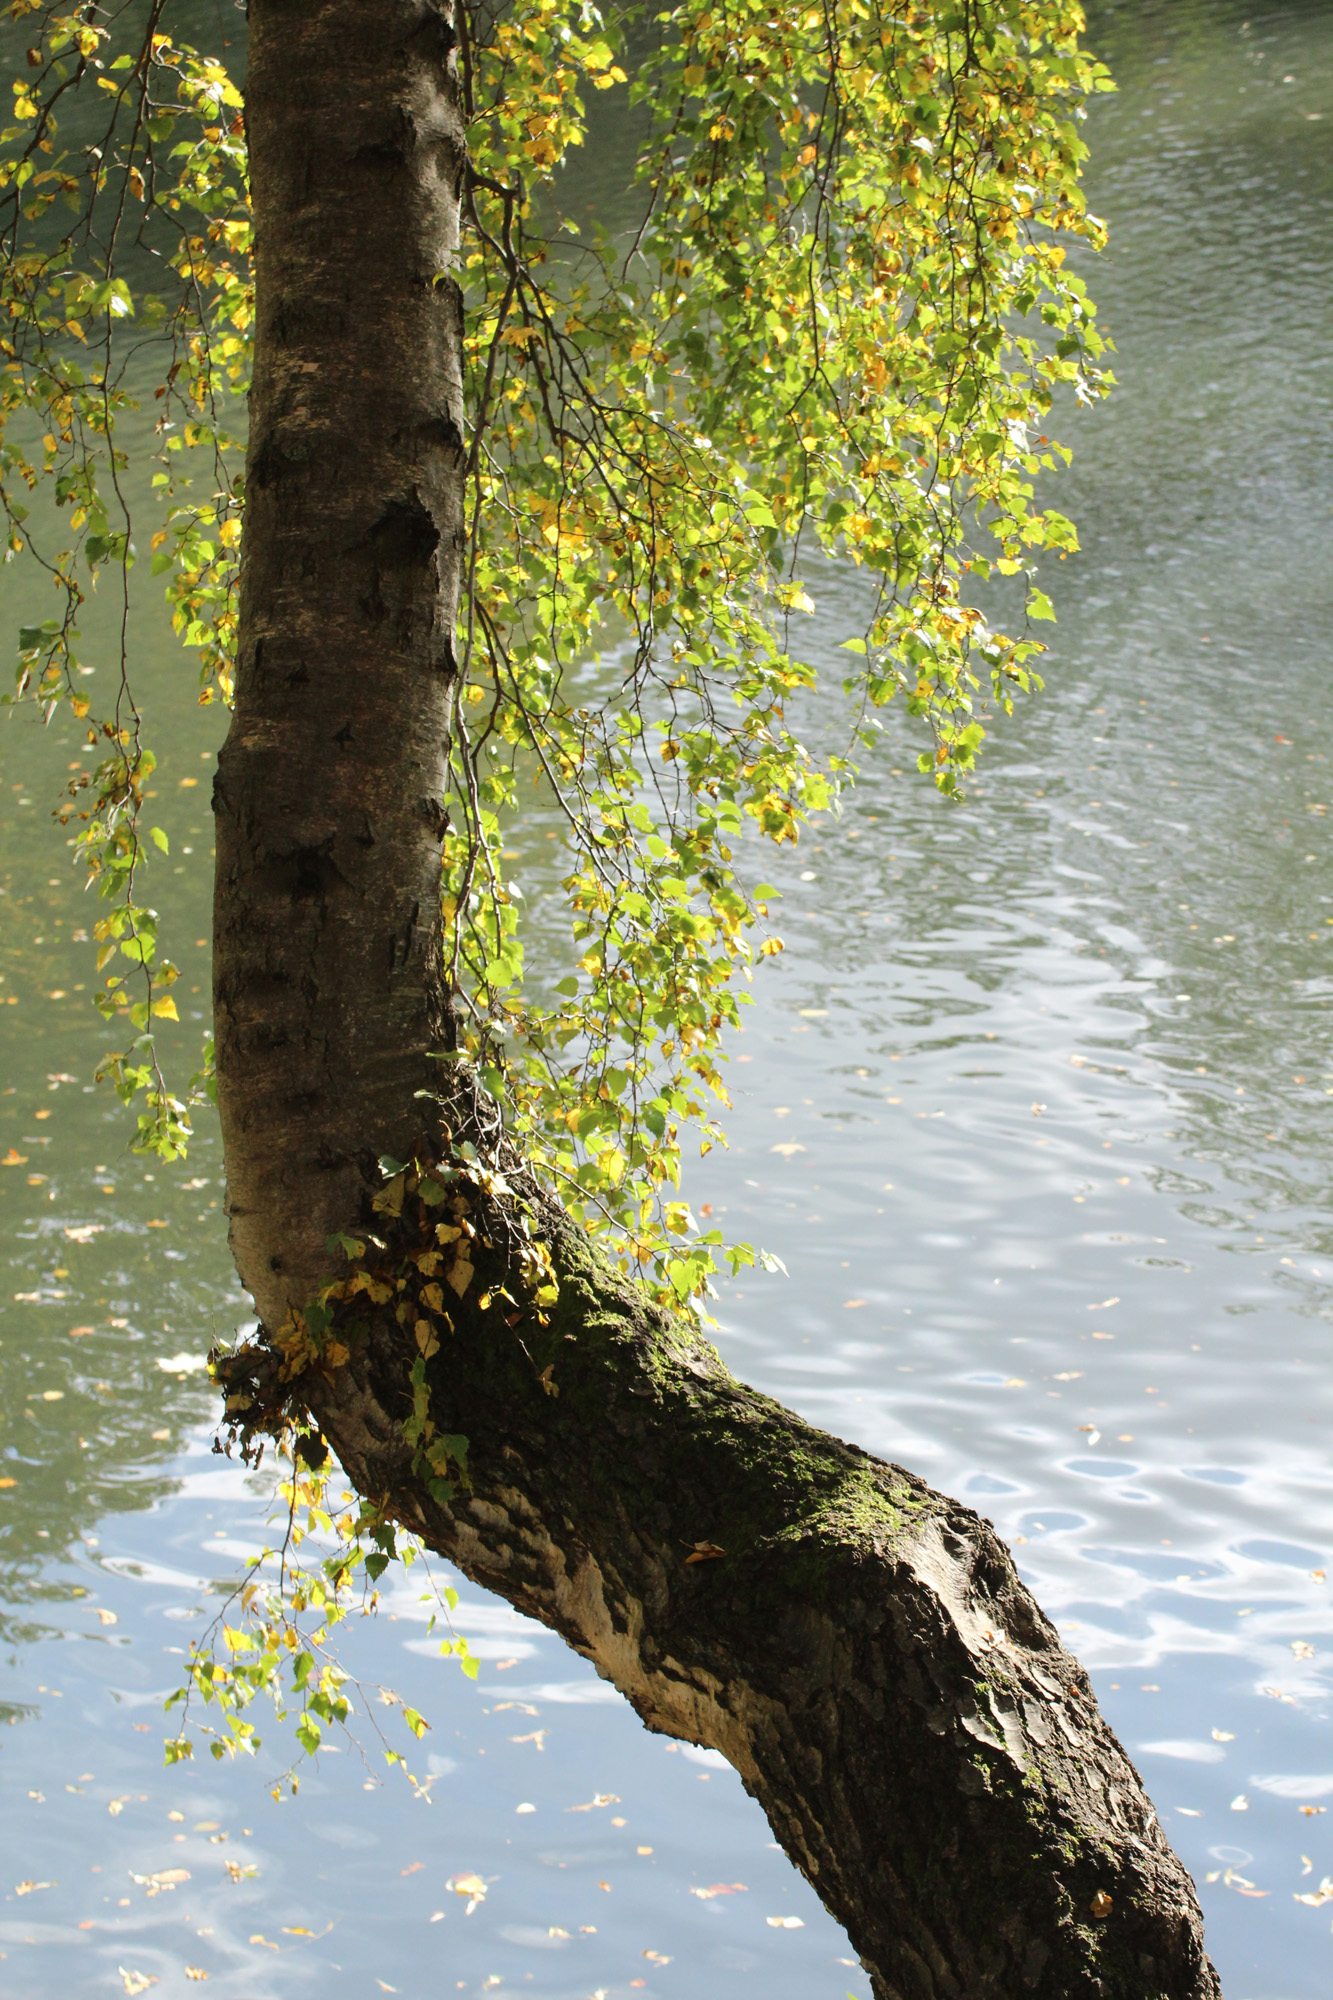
top-left (2, 2), bottom-right (1332, 1995)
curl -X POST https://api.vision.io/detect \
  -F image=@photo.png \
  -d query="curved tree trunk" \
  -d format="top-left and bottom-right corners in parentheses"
top-left (213, 4), bottom-right (1222, 1997)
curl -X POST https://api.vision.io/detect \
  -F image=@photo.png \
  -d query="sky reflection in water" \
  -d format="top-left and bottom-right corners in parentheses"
top-left (2, 1), bottom-right (1332, 1994)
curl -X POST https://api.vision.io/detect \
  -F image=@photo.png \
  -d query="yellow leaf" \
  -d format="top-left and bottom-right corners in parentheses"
top-left (151, 995), bottom-right (179, 1020)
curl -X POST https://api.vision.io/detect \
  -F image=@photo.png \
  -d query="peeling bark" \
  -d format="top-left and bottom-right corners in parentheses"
top-left (214, 5), bottom-right (1223, 1996)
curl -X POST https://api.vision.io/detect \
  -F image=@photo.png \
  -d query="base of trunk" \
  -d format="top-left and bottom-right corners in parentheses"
top-left (215, 1113), bottom-right (1221, 2000)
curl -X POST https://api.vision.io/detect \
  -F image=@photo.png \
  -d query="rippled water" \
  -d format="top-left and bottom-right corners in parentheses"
top-left (2, 2), bottom-right (1331, 1994)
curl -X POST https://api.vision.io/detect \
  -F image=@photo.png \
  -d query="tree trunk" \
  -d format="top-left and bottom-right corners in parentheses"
top-left (213, 5), bottom-right (1223, 1997)
top-left (214, 0), bottom-right (465, 1320)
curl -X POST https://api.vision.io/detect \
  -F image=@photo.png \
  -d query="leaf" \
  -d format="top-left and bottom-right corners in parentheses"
top-left (447, 1255), bottom-right (475, 1299)
top-left (684, 1542), bottom-right (725, 1564)
top-left (371, 1172), bottom-right (407, 1218)
top-left (448, 1871), bottom-right (488, 1914)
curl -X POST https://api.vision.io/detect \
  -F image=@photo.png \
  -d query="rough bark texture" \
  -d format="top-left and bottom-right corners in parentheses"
top-left (215, 5), bottom-right (1224, 1997)
top-left (215, 0), bottom-right (465, 1322)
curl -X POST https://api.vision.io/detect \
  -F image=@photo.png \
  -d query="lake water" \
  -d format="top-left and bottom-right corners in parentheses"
top-left (2, 2), bottom-right (1331, 1995)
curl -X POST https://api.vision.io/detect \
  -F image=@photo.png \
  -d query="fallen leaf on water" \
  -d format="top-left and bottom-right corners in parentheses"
top-left (429, 1910), bottom-right (444, 1922)
top-left (598, 1879), bottom-right (612, 1892)
top-left (769, 1142), bottom-right (805, 1157)
top-left (401, 1862), bottom-right (424, 1876)
top-left (96, 1608), bottom-right (118, 1626)
top-left (64, 1225), bottom-right (102, 1244)
top-left (0, 1477), bottom-right (15, 1489)
top-left (689, 1884), bottom-right (747, 1900)
top-left (1300, 1806), bottom-right (1327, 1816)
top-left (511, 1730), bottom-right (547, 1750)
top-left (282, 1926), bottom-right (317, 1935)
top-left (568, 1793), bottom-right (621, 1812)
top-left (249, 1935), bottom-right (279, 1951)
top-left (548, 1926), bottom-right (571, 1939)
top-left (767, 1915), bottom-right (804, 1928)
top-left (376, 1983), bottom-right (398, 1993)
top-left (643, 1950), bottom-right (673, 1964)
top-left (843, 1298), bottom-right (866, 1309)
top-left (1087, 1297), bottom-right (1120, 1310)
top-left (1291, 1641), bottom-right (1316, 1660)
top-left (2, 1150), bottom-right (28, 1166)
top-left (68, 1325), bottom-right (96, 1338)
top-left (1211, 1729), bottom-right (1235, 1743)
top-left (15, 1881), bottom-right (53, 1895)
top-left (1294, 1876), bottom-right (1333, 1908)
top-left (516, 1802), bottom-right (536, 1814)
top-left (131, 1867), bottom-right (190, 1897)
top-left (447, 1871), bottom-right (487, 1914)
top-left (184, 1971), bottom-right (209, 1982)
top-left (1231, 1796), bottom-right (1250, 1811)
top-left (119, 1971), bottom-right (157, 1996)
top-left (224, 1861), bottom-right (260, 1882)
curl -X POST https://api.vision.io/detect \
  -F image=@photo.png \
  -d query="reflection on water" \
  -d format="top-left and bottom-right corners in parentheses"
top-left (3, 0), bottom-right (1332, 1993)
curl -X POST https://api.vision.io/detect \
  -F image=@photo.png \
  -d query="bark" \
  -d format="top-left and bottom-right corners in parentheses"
top-left (214, 0), bottom-right (465, 1319)
top-left (214, 5), bottom-right (1223, 1997)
